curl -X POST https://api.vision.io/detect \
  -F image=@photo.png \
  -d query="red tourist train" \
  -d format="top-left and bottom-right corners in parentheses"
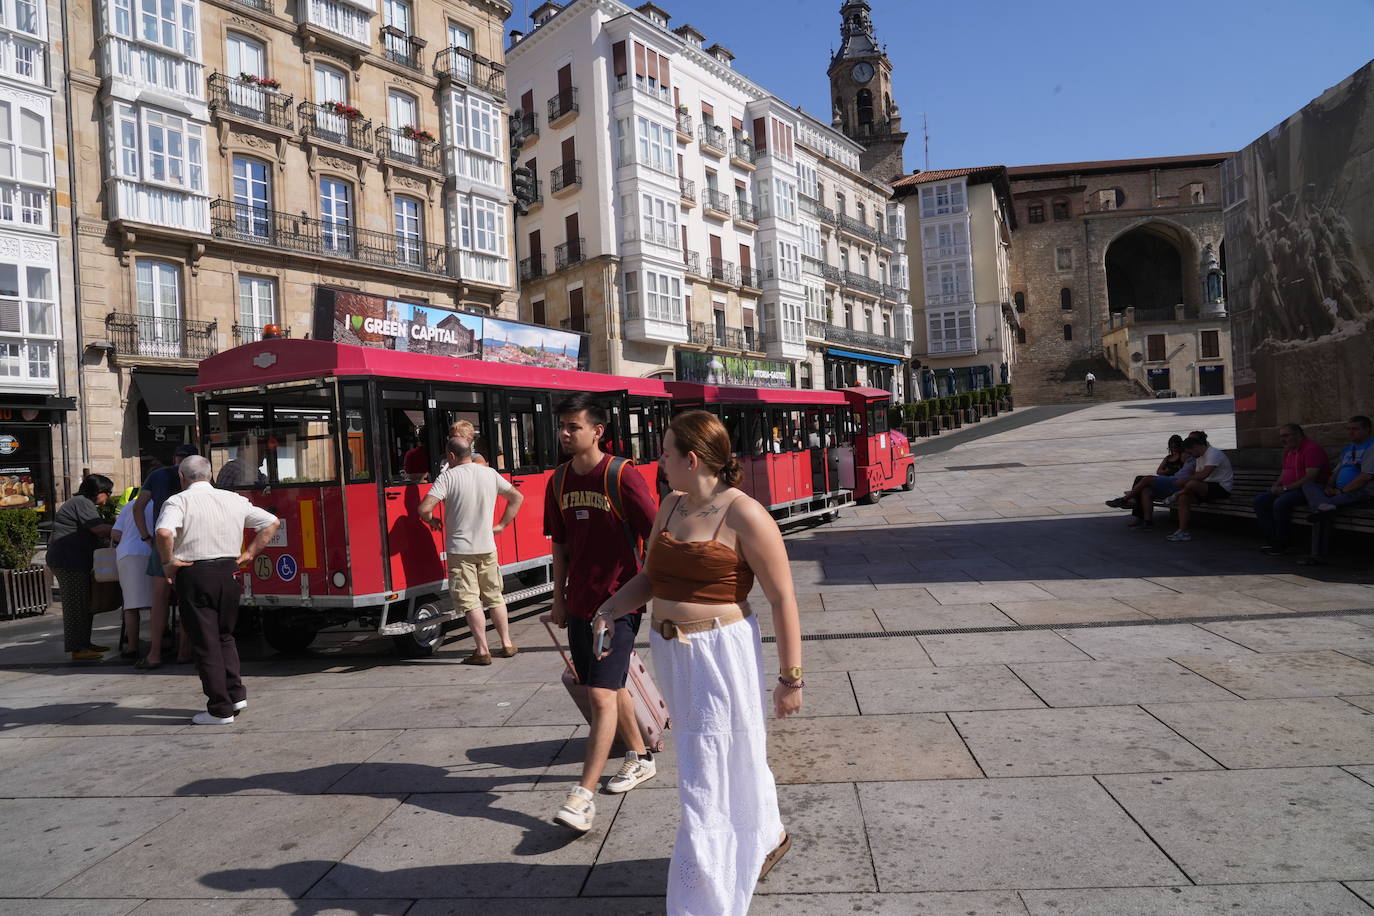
top-left (190, 338), bottom-right (913, 655)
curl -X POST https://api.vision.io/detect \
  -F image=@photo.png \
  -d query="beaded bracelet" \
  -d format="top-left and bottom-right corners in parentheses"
top-left (776, 677), bottom-right (805, 689)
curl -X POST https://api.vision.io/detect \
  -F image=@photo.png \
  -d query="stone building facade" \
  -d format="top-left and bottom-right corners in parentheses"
top-left (1006, 154), bottom-right (1230, 404)
top-left (65, 0), bottom-right (516, 485)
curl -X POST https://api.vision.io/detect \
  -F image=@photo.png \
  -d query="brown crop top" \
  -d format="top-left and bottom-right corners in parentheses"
top-left (646, 495), bottom-right (755, 605)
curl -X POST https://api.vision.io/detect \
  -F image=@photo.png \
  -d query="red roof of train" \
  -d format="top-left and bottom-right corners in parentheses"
top-left (191, 339), bottom-right (672, 398)
top-left (665, 382), bottom-right (850, 404)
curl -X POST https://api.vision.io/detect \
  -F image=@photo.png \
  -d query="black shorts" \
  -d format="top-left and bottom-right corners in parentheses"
top-left (568, 612), bottom-right (642, 690)
top-left (1201, 482), bottom-right (1231, 502)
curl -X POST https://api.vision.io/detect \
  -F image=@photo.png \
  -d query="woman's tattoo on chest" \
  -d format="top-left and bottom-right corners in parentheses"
top-left (676, 502), bottom-right (723, 518)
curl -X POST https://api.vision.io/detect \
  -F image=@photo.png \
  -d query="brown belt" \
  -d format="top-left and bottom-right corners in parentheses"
top-left (652, 605), bottom-right (752, 644)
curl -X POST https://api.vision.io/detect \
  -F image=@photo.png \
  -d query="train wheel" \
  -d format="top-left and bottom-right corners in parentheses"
top-left (393, 600), bottom-right (444, 658)
top-left (858, 490), bottom-right (880, 505)
top-left (262, 616), bottom-right (318, 655)
top-left (902, 464), bottom-right (915, 491)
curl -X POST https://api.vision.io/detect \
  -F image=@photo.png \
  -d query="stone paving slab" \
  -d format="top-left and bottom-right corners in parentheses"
top-left (1100, 767), bottom-right (1374, 883)
top-left (1345, 694), bottom-right (1374, 713)
top-left (0, 797), bottom-right (189, 897)
top-left (1346, 882), bottom-right (1374, 908)
top-left (858, 776), bottom-right (1185, 891)
top-left (992, 598), bottom-right (1151, 626)
top-left (952, 705), bottom-right (1221, 777)
top-left (409, 900), bottom-right (663, 915)
top-left (1026, 577), bottom-right (1179, 599)
top-left (761, 635), bottom-right (932, 671)
top-left (200, 686), bottom-right (403, 733)
top-left (1010, 658), bottom-right (1239, 707)
top-left (1018, 882), bottom-right (1374, 915)
top-left (1118, 589), bottom-right (1294, 619)
top-left (873, 603), bottom-right (1018, 631)
top-left (850, 664), bottom-right (1045, 714)
top-left (0, 732), bottom-right (232, 797)
top-left (579, 786), bottom-right (674, 897)
top-left (1145, 697), bottom-right (1374, 768)
top-left (0, 902), bottom-right (139, 916)
top-left (128, 902), bottom-right (413, 915)
top-left (1142, 574), bottom-right (1291, 593)
top-left (326, 726), bottom-right (574, 796)
top-left (1195, 616), bottom-right (1374, 653)
top-left (821, 588), bottom-right (937, 611)
top-left (306, 790), bottom-right (622, 899)
top-left (768, 713), bottom-right (982, 783)
top-left (51, 795), bottom-right (401, 899)
top-left (752, 891), bottom-right (1029, 914)
top-left (337, 683), bottom-right (540, 729)
top-left (917, 630), bottom-right (1092, 667)
top-left (1053, 623), bottom-right (1254, 660)
top-left (1235, 585), bottom-right (1374, 612)
top-left (1174, 650), bottom-right (1374, 698)
top-left (925, 582), bottom-right (1059, 606)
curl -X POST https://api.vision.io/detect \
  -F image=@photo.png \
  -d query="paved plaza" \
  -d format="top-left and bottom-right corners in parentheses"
top-left (2, 395), bottom-right (1373, 914)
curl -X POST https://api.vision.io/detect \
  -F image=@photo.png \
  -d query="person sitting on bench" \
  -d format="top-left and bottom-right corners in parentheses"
top-left (1299, 415), bottom-right (1374, 565)
top-left (1105, 431), bottom-right (1205, 529)
top-left (1254, 423), bottom-right (1330, 555)
top-left (1165, 435), bottom-right (1234, 542)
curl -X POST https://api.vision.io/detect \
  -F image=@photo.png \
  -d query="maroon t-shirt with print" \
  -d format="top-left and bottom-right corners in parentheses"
top-left (544, 453), bottom-right (657, 620)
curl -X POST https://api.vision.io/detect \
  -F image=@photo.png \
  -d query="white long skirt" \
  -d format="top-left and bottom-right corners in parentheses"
top-left (650, 614), bottom-right (784, 916)
top-left (116, 554), bottom-right (153, 610)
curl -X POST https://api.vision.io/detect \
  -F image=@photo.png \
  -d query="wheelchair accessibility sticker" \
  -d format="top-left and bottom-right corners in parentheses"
top-left (276, 554), bottom-right (299, 582)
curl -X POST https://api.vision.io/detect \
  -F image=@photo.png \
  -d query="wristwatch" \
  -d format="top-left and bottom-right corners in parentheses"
top-left (780, 666), bottom-right (803, 682)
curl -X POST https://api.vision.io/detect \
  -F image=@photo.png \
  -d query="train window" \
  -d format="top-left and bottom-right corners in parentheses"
top-left (866, 404), bottom-right (889, 435)
top-left (202, 385), bottom-right (338, 487)
top-left (720, 405), bottom-right (746, 455)
top-left (201, 401), bottom-right (265, 485)
top-left (747, 408), bottom-right (770, 456)
top-left (625, 399), bottom-right (667, 462)
top-left (782, 408), bottom-right (806, 452)
top-left (803, 408), bottom-right (826, 448)
top-left (500, 394), bottom-right (544, 475)
top-left (380, 388), bottom-right (428, 483)
top-left (341, 383), bottom-right (373, 483)
top-left (834, 408), bottom-right (854, 444)
top-left (435, 388), bottom-right (492, 466)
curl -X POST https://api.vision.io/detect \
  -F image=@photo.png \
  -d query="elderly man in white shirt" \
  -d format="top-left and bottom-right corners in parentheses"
top-left (155, 455), bottom-right (280, 725)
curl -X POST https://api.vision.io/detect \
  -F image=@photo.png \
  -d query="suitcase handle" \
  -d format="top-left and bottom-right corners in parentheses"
top-left (540, 615), bottom-right (580, 684)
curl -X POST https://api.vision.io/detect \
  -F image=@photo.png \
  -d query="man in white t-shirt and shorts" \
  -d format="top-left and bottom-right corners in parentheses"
top-left (419, 437), bottom-right (524, 664)
top-left (1167, 434), bottom-right (1233, 542)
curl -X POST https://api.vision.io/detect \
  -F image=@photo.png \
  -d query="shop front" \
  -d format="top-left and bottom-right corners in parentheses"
top-left (0, 395), bottom-right (75, 536)
top-left (131, 370), bottom-right (197, 478)
top-left (823, 348), bottom-right (900, 396)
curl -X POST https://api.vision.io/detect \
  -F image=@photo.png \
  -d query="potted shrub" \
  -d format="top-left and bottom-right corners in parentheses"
top-left (325, 101), bottom-right (363, 121)
top-left (240, 73), bottom-right (281, 90)
top-left (915, 400), bottom-right (935, 437)
top-left (0, 509), bottom-right (48, 619)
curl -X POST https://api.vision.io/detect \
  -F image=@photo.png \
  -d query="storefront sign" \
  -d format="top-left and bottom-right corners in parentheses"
top-left (0, 434), bottom-right (16, 456)
top-left (675, 351), bottom-right (794, 388)
top-left (313, 288), bottom-right (583, 370)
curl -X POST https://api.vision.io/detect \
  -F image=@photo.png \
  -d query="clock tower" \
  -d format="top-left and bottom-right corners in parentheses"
top-left (827, 0), bottom-right (907, 180)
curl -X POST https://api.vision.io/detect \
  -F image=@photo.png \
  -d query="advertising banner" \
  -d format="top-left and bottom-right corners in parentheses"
top-left (312, 287), bottom-right (583, 369)
top-left (675, 351), bottom-right (794, 388)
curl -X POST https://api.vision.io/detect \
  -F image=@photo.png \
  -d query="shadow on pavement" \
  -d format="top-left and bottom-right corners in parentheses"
top-left (0, 700), bottom-right (194, 731)
top-left (1118, 397), bottom-right (1235, 416)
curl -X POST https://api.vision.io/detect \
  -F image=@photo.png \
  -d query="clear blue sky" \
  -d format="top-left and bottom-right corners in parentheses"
top-left (521, 0), bottom-right (1374, 172)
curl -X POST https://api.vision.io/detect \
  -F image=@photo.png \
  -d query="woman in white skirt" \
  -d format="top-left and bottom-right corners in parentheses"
top-left (594, 410), bottom-right (804, 915)
top-left (111, 498), bottom-right (155, 659)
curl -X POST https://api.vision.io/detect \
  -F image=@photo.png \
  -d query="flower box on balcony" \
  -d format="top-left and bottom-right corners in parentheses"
top-left (240, 73), bottom-right (281, 90)
top-left (325, 101), bottom-right (362, 120)
top-left (400, 125), bottom-right (434, 142)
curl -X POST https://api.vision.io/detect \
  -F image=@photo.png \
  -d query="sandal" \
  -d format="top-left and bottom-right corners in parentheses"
top-left (758, 833), bottom-right (792, 881)
top-left (134, 658), bottom-right (162, 670)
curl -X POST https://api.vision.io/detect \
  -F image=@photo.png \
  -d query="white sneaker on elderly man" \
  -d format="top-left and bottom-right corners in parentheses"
top-left (191, 712), bottom-right (235, 725)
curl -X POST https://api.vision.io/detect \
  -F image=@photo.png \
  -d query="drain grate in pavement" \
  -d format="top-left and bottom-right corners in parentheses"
top-left (943, 462), bottom-right (1026, 471)
top-left (762, 606), bottom-right (1374, 643)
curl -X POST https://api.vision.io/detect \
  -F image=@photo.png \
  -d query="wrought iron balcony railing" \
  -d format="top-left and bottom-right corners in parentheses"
top-left (106, 312), bottom-right (218, 361)
top-left (675, 108), bottom-right (693, 135)
top-left (555, 238), bottom-right (584, 270)
top-left (821, 322), bottom-right (907, 356)
top-left (376, 127), bottom-right (441, 171)
top-left (208, 73), bottom-right (294, 130)
top-left (876, 232), bottom-right (900, 252)
top-left (298, 102), bottom-right (373, 152)
top-left (551, 160), bottom-right (581, 193)
top-left (738, 266), bottom-right (762, 289)
top-left (614, 73), bottom-right (671, 104)
top-left (731, 138), bottom-right (756, 163)
top-left (381, 28), bottom-right (424, 70)
top-left (800, 196), bottom-right (834, 222)
top-left (511, 111), bottom-right (537, 145)
top-left (821, 263), bottom-right (843, 283)
top-left (548, 87), bottom-right (578, 123)
top-left (560, 315), bottom-right (587, 333)
top-left (698, 123), bottom-right (726, 155)
top-left (703, 188), bottom-right (730, 214)
top-left (733, 199), bottom-right (758, 224)
top-left (209, 200), bottom-right (447, 275)
top-left (684, 250), bottom-right (702, 275)
top-left (231, 0), bottom-right (270, 10)
top-left (842, 271), bottom-right (883, 295)
top-left (690, 321), bottom-right (745, 349)
top-left (518, 254), bottom-right (544, 282)
top-left (706, 257), bottom-right (737, 286)
top-left (678, 177), bottom-right (696, 203)
top-left (881, 284), bottom-right (905, 302)
top-left (233, 324), bottom-right (291, 346)
top-left (434, 46), bottom-right (505, 99)
top-left (835, 212), bottom-right (878, 242)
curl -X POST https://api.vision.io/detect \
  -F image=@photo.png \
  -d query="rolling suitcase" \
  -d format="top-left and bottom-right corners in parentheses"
top-left (542, 615), bottom-right (669, 753)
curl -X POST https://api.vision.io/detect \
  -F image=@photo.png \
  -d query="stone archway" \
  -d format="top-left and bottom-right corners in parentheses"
top-left (1105, 221), bottom-right (1200, 316)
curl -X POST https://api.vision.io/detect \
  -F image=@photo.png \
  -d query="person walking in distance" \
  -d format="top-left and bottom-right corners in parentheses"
top-left (131, 443), bottom-right (198, 669)
top-left (592, 410), bottom-right (804, 914)
top-left (155, 456), bottom-right (280, 725)
top-left (1085, 371), bottom-right (1096, 395)
top-left (546, 392), bottom-right (659, 832)
top-left (418, 437), bottom-right (524, 664)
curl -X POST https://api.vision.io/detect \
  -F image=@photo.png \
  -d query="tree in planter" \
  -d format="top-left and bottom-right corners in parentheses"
top-left (0, 509), bottom-right (45, 618)
top-left (0, 509), bottom-right (40, 571)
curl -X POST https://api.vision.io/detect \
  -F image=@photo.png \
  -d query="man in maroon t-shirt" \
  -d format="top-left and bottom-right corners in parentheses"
top-left (545, 392), bottom-right (658, 833)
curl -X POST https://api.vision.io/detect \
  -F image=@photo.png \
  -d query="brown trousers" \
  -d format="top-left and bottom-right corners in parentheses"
top-left (175, 559), bottom-right (245, 718)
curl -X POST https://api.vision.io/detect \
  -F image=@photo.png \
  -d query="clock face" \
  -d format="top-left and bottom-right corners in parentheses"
top-left (852, 61), bottom-right (875, 84)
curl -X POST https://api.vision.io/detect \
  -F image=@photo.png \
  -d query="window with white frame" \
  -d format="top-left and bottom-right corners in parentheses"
top-left (772, 176), bottom-right (797, 221)
top-left (0, 0), bottom-right (44, 85)
top-left (919, 180), bottom-right (966, 217)
top-left (780, 299), bottom-right (803, 343)
top-left (2, 0), bottom-right (42, 36)
top-left (800, 221), bottom-right (821, 260)
top-left (120, 0), bottom-right (196, 56)
top-left (237, 275), bottom-right (275, 329)
top-left (776, 240), bottom-right (800, 280)
top-left (616, 116), bottom-right (674, 175)
top-left (927, 307), bottom-right (974, 354)
top-left (448, 91), bottom-right (504, 188)
top-left (636, 192), bottom-right (677, 247)
top-left (305, 0), bottom-right (370, 46)
top-left (795, 159), bottom-right (817, 199)
top-left (109, 102), bottom-right (204, 193)
top-left (924, 261), bottom-right (970, 304)
top-left (804, 282), bottom-right (825, 321)
top-left (134, 258), bottom-right (182, 355)
top-left (394, 194), bottom-right (423, 266)
top-left (886, 202), bottom-right (905, 239)
top-left (0, 254), bottom-right (56, 384)
top-left (642, 270), bottom-right (683, 323)
top-left (921, 221), bottom-right (967, 259)
top-left (455, 193), bottom-right (509, 284)
top-left (0, 98), bottom-right (48, 229)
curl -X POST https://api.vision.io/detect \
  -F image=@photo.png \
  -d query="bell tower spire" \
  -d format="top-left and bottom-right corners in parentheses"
top-left (827, 0), bottom-right (907, 180)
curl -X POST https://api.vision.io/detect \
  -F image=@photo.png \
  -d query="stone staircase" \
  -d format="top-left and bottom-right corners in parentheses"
top-left (1014, 357), bottom-right (1148, 406)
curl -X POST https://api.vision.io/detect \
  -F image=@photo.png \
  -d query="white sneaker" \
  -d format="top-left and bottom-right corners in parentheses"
top-left (1166, 530), bottom-right (1192, 542)
top-left (233, 700), bottom-right (248, 712)
top-left (605, 751), bottom-right (656, 794)
top-left (191, 712), bottom-right (235, 725)
top-left (554, 785), bottom-right (596, 832)
top-left (1163, 494), bottom-right (1180, 506)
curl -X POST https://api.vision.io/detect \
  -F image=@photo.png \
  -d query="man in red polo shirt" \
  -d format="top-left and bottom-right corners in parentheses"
top-left (545, 392), bottom-right (658, 833)
top-left (1254, 422), bottom-right (1330, 554)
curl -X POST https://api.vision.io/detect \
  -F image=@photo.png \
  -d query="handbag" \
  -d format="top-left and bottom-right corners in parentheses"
top-left (92, 547), bottom-right (120, 583)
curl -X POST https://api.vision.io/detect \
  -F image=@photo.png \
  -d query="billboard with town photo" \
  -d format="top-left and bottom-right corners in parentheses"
top-left (311, 288), bottom-right (583, 369)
